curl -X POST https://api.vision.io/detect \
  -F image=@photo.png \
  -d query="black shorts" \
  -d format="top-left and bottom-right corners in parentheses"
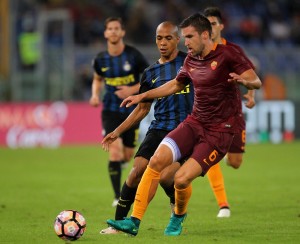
top-left (102, 110), bottom-right (140, 148)
top-left (135, 129), bottom-right (186, 164)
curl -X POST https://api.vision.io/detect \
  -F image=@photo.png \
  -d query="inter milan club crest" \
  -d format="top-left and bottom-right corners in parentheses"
top-left (123, 61), bottom-right (131, 71)
top-left (211, 61), bottom-right (217, 70)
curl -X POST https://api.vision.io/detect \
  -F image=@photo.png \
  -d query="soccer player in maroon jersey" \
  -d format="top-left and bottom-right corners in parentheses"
top-left (106, 13), bottom-right (261, 236)
top-left (202, 6), bottom-right (257, 218)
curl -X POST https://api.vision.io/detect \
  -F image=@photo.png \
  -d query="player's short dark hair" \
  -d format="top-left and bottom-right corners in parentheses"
top-left (203, 7), bottom-right (223, 24)
top-left (179, 13), bottom-right (212, 37)
top-left (104, 17), bottom-right (125, 30)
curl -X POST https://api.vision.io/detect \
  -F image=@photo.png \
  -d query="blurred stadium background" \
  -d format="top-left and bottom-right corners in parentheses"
top-left (0, 0), bottom-right (299, 148)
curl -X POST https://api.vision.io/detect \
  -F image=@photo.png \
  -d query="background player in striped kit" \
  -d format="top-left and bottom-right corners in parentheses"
top-left (89, 17), bottom-right (149, 207)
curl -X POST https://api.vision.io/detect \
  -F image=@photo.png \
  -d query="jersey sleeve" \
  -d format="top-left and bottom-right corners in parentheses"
top-left (225, 46), bottom-right (253, 75)
top-left (139, 70), bottom-right (154, 103)
top-left (175, 60), bottom-right (192, 85)
top-left (92, 57), bottom-right (102, 76)
top-left (230, 44), bottom-right (255, 70)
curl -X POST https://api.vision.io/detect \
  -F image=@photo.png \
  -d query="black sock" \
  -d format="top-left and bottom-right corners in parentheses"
top-left (115, 182), bottom-right (137, 220)
top-left (108, 161), bottom-right (122, 199)
top-left (162, 182), bottom-right (175, 204)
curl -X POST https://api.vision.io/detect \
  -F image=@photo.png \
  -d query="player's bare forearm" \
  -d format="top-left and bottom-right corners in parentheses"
top-left (228, 70), bottom-right (261, 90)
top-left (115, 84), bottom-right (140, 99)
top-left (101, 103), bottom-right (151, 151)
top-left (121, 79), bottom-right (184, 108)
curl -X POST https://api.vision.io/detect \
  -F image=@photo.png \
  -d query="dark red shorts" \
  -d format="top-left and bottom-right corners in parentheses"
top-left (165, 117), bottom-right (234, 176)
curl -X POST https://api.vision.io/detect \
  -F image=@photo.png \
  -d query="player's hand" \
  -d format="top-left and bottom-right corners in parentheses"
top-left (228, 73), bottom-right (246, 86)
top-left (89, 95), bottom-right (100, 107)
top-left (243, 93), bottom-right (256, 109)
top-left (115, 86), bottom-right (133, 99)
top-left (101, 131), bottom-right (119, 151)
top-left (120, 94), bottom-right (143, 107)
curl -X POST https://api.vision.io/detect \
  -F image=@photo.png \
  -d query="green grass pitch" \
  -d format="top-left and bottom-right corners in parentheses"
top-left (1, 142), bottom-right (300, 243)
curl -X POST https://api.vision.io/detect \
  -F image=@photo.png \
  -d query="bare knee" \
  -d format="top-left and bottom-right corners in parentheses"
top-left (174, 171), bottom-right (190, 189)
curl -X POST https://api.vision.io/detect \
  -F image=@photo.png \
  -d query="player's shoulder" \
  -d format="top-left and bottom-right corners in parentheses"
top-left (93, 50), bottom-right (107, 60)
top-left (217, 43), bottom-right (239, 56)
top-left (225, 41), bottom-right (244, 53)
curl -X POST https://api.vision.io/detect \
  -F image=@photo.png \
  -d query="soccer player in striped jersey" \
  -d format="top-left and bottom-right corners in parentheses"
top-left (100, 21), bottom-right (193, 234)
top-left (203, 6), bottom-right (257, 217)
top-left (106, 13), bottom-right (261, 236)
top-left (90, 17), bottom-right (149, 208)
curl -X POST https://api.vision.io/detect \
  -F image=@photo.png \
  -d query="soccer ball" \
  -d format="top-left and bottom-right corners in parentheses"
top-left (54, 210), bottom-right (86, 241)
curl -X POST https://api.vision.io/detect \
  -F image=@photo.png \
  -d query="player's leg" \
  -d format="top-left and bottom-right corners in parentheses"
top-left (160, 162), bottom-right (181, 214)
top-left (225, 128), bottom-right (245, 169)
top-left (121, 125), bottom-right (140, 168)
top-left (206, 164), bottom-right (230, 217)
top-left (102, 130), bottom-right (169, 234)
top-left (164, 158), bottom-right (200, 236)
top-left (225, 152), bottom-right (243, 169)
top-left (102, 111), bottom-right (126, 207)
top-left (100, 155), bottom-right (148, 234)
top-left (107, 138), bottom-right (124, 207)
top-left (106, 144), bottom-right (174, 236)
top-left (165, 129), bottom-right (234, 236)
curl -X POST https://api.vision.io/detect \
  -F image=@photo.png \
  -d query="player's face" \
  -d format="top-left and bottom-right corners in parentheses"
top-left (207, 16), bottom-right (224, 43)
top-left (104, 21), bottom-right (125, 44)
top-left (156, 26), bottom-right (180, 58)
top-left (181, 26), bottom-right (205, 56)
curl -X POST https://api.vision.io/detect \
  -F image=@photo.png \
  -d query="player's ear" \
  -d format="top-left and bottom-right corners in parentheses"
top-left (220, 23), bottom-right (224, 31)
top-left (121, 29), bottom-right (126, 37)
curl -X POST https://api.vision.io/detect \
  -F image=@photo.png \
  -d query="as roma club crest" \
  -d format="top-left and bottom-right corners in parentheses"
top-left (211, 61), bottom-right (217, 70)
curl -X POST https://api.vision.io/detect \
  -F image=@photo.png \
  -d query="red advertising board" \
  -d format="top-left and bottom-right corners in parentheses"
top-left (0, 102), bottom-right (103, 148)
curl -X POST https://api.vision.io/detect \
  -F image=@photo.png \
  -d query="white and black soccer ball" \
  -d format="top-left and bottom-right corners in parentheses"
top-left (54, 210), bottom-right (86, 241)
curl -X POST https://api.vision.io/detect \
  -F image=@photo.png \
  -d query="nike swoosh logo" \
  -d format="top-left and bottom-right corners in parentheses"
top-left (152, 77), bottom-right (159, 83)
top-left (190, 68), bottom-right (196, 72)
top-left (101, 67), bottom-right (110, 72)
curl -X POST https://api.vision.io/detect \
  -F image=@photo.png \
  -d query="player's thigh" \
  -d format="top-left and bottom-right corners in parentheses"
top-left (149, 144), bottom-right (174, 172)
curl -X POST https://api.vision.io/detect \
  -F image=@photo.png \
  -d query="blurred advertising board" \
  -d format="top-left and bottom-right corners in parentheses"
top-left (243, 101), bottom-right (298, 143)
top-left (0, 102), bottom-right (102, 148)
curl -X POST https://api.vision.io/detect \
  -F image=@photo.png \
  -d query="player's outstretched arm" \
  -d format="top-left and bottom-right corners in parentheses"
top-left (121, 79), bottom-right (185, 108)
top-left (101, 102), bottom-right (152, 151)
top-left (114, 83), bottom-right (140, 99)
top-left (228, 69), bottom-right (261, 90)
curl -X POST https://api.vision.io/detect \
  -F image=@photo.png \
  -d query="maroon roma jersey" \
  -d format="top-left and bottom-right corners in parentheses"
top-left (224, 38), bottom-right (255, 130)
top-left (176, 44), bottom-right (252, 133)
top-left (223, 39), bottom-right (255, 70)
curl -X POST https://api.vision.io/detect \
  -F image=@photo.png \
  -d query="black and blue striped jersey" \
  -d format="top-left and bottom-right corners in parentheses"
top-left (93, 45), bottom-right (149, 114)
top-left (139, 51), bottom-right (194, 131)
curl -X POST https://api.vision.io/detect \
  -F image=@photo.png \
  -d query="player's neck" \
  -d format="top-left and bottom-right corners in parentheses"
top-left (198, 41), bottom-right (214, 59)
top-left (214, 37), bottom-right (223, 44)
top-left (107, 40), bottom-right (125, 56)
top-left (158, 50), bottom-right (179, 64)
